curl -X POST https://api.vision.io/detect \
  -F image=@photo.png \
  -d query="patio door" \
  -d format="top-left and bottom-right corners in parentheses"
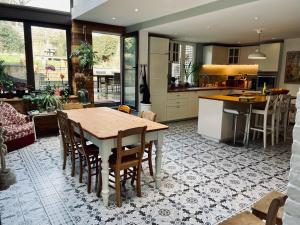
top-left (122, 32), bottom-right (138, 109)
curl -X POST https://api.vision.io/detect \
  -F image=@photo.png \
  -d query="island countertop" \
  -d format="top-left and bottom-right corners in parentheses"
top-left (198, 94), bottom-right (267, 104)
top-left (167, 87), bottom-right (250, 92)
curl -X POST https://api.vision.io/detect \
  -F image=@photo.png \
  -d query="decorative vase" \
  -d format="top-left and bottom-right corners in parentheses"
top-left (77, 89), bottom-right (89, 103)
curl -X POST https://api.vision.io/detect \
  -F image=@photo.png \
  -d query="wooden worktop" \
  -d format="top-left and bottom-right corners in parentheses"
top-left (168, 87), bottom-right (250, 93)
top-left (65, 107), bottom-right (169, 140)
top-left (198, 95), bottom-right (267, 104)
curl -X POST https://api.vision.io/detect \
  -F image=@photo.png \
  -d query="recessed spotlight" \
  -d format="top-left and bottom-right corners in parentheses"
top-left (206, 25), bottom-right (211, 30)
top-left (112, 17), bottom-right (116, 20)
top-left (174, 32), bottom-right (178, 35)
top-left (272, 37), bottom-right (277, 40)
top-left (237, 41), bottom-right (241, 44)
top-left (254, 16), bottom-right (259, 20)
top-left (134, 8), bottom-right (139, 12)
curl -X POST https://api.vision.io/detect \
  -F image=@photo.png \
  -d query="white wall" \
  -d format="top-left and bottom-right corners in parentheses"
top-left (283, 88), bottom-right (300, 225)
top-left (279, 38), bottom-right (300, 96)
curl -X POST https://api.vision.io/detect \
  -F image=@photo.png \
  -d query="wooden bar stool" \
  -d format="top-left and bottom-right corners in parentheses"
top-left (276, 95), bottom-right (291, 144)
top-left (97, 126), bottom-right (147, 207)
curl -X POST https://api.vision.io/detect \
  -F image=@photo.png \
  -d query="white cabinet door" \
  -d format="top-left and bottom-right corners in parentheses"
top-left (152, 95), bottom-right (167, 122)
top-left (212, 46), bottom-right (228, 64)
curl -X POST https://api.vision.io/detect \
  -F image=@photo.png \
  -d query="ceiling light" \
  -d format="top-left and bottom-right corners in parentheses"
top-left (254, 16), bottom-right (259, 20)
top-left (112, 17), bottom-right (116, 20)
top-left (134, 8), bottom-right (139, 12)
top-left (206, 25), bottom-right (210, 30)
top-left (248, 28), bottom-right (266, 60)
top-left (237, 41), bottom-right (241, 44)
top-left (272, 37), bottom-right (276, 40)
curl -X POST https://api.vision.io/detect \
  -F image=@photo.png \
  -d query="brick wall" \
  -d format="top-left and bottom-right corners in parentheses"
top-left (283, 88), bottom-right (300, 225)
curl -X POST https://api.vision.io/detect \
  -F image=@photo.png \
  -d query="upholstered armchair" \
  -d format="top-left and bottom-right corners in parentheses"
top-left (0, 102), bottom-right (35, 151)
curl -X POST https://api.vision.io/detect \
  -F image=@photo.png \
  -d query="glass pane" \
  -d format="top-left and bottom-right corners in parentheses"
top-left (184, 45), bottom-right (194, 83)
top-left (171, 44), bottom-right (181, 81)
top-left (234, 49), bottom-right (239, 56)
top-left (92, 33), bottom-right (121, 104)
top-left (0, 0), bottom-right (70, 12)
top-left (124, 36), bottom-right (137, 107)
top-left (31, 26), bottom-right (68, 90)
top-left (0, 21), bottom-right (27, 87)
top-left (229, 48), bottom-right (234, 56)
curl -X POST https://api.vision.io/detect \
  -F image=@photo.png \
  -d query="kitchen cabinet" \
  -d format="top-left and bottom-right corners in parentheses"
top-left (239, 46), bottom-right (258, 65)
top-left (258, 43), bottom-right (282, 71)
top-left (149, 37), bottom-right (169, 122)
top-left (203, 45), bottom-right (228, 64)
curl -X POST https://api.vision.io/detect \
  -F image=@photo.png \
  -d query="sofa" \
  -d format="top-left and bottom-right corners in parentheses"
top-left (0, 101), bottom-right (35, 152)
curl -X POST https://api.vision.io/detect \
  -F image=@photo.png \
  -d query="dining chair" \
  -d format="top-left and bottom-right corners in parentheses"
top-left (276, 94), bottom-right (291, 144)
top-left (140, 111), bottom-right (157, 176)
top-left (57, 111), bottom-right (77, 176)
top-left (252, 191), bottom-right (286, 225)
top-left (118, 105), bottom-right (132, 114)
top-left (251, 95), bottom-right (278, 148)
top-left (219, 194), bottom-right (287, 225)
top-left (69, 120), bottom-right (101, 193)
top-left (97, 126), bottom-right (147, 207)
top-left (63, 103), bottom-right (84, 110)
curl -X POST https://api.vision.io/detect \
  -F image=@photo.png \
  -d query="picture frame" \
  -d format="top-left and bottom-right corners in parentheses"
top-left (284, 51), bottom-right (300, 83)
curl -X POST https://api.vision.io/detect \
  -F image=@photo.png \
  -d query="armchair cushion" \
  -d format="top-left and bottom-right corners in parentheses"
top-left (2, 122), bottom-right (35, 142)
top-left (0, 102), bottom-right (28, 126)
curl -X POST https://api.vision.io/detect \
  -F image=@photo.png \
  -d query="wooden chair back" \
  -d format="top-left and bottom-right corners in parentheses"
top-left (57, 111), bottom-right (72, 150)
top-left (140, 111), bottom-right (157, 122)
top-left (63, 103), bottom-right (84, 110)
top-left (279, 94), bottom-right (291, 113)
top-left (115, 126), bottom-right (147, 169)
top-left (266, 195), bottom-right (288, 225)
top-left (68, 120), bottom-right (87, 158)
top-left (118, 105), bottom-right (132, 114)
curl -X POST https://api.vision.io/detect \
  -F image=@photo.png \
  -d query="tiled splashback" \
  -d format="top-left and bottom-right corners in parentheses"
top-left (201, 64), bottom-right (259, 76)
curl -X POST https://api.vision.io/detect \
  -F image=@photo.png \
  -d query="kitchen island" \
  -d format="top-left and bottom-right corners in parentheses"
top-left (197, 94), bottom-right (266, 142)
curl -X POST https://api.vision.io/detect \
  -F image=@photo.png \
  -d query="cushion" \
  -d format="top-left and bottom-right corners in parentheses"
top-left (2, 122), bottom-right (35, 142)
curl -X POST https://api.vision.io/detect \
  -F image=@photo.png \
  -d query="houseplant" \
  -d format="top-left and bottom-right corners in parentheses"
top-left (0, 60), bottom-right (14, 98)
top-left (71, 41), bottom-right (99, 102)
top-left (183, 62), bottom-right (201, 87)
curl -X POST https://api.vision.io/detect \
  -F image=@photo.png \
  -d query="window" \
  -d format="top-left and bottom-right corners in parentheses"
top-left (169, 41), bottom-right (196, 83)
top-left (31, 26), bottom-right (68, 89)
top-left (228, 48), bottom-right (239, 64)
top-left (0, 20), bottom-right (26, 86)
top-left (0, 0), bottom-right (70, 12)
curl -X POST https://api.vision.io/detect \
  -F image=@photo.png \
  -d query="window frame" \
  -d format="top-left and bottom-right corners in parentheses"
top-left (0, 18), bottom-right (72, 91)
top-left (169, 41), bottom-right (196, 82)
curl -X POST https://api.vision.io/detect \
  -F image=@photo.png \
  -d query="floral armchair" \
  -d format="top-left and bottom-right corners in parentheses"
top-left (0, 102), bottom-right (35, 151)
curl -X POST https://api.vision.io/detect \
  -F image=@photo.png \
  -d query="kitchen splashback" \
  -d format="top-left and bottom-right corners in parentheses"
top-left (200, 64), bottom-right (259, 76)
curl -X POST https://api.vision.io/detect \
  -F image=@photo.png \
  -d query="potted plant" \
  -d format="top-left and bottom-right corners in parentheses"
top-left (183, 62), bottom-right (201, 87)
top-left (0, 61), bottom-right (14, 98)
top-left (71, 41), bottom-right (99, 103)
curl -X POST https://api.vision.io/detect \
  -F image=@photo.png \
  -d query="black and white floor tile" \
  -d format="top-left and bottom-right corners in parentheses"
top-left (0, 120), bottom-right (292, 225)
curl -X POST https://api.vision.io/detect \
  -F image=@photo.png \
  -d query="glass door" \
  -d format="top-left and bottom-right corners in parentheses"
top-left (122, 32), bottom-right (138, 109)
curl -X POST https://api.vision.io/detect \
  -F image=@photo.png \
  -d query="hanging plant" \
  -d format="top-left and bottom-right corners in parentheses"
top-left (70, 41), bottom-right (99, 74)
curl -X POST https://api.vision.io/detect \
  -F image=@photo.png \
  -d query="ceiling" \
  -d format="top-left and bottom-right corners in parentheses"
top-left (73, 0), bottom-right (217, 26)
top-left (73, 0), bottom-right (300, 44)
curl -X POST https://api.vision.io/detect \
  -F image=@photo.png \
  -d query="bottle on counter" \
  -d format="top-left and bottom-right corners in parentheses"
top-left (262, 82), bottom-right (267, 95)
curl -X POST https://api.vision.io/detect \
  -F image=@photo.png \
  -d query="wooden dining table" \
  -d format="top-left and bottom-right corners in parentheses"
top-left (64, 107), bottom-right (169, 206)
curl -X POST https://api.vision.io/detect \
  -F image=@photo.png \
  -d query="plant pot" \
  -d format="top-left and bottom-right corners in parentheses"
top-left (5, 92), bottom-right (14, 99)
top-left (140, 103), bottom-right (152, 112)
top-left (77, 89), bottom-right (89, 103)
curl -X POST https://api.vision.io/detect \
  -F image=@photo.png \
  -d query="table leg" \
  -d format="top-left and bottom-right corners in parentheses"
top-left (99, 141), bottom-right (113, 207)
top-left (105, 77), bottom-right (109, 95)
top-left (154, 131), bottom-right (164, 188)
top-left (97, 76), bottom-right (100, 93)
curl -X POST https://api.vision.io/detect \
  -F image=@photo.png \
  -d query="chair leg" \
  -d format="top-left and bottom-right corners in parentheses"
top-left (276, 112), bottom-right (280, 144)
top-left (115, 170), bottom-right (122, 207)
top-left (79, 157), bottom-right (83, 183)
top-left (253, 114), bottom-right (258, 141)
top-left (233, 115), bottom-right (238, 145)
top-left (131, 167), bottom-right (136, 186)
top-left (87, 165), bottom-right (92, 193)
top-left (71, 151), bottom-right (76, 177)
top-left (271, 113), bottom-right (275, 146)
top-left (63, 148), bottom-right (67, 170)
top-left (122, 169), bottom-right (127, 188)
top-left (97, 169), bottom-right (102, 197)
top-left (148, 143), bottom-right (154, 176)
top-left (263, 115), bottom-right (267, 149)
top-left (283, 112), bottom-right (288, 142)
top-left (136, 165), bottom-right (142, 197)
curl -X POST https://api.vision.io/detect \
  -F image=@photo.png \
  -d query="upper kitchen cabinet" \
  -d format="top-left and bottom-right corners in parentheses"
top-left (203, 45), bottom-right (228, 64)
top-left (239, 43), bottom-right (282, 71)
top-left (258, 43), bottom-right (282, 71)
top-left (149, 37), bottom-right (169, 54)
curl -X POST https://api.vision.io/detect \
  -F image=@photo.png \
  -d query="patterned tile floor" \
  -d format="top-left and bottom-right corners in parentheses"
top-left (0, 120), bottom-right (292, 225)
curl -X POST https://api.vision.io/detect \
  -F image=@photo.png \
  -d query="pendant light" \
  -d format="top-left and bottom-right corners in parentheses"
top-left (248, 28), bottom-right (266, 60)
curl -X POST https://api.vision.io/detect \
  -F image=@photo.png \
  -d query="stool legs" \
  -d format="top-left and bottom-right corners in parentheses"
top-left (233, 114), bottom-right (238, 145)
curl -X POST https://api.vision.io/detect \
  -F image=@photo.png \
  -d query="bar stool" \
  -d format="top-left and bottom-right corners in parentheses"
top-left (223, 108), bottom-right (249, 146)
top-left (276, 94), bottom-right (291, 143)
